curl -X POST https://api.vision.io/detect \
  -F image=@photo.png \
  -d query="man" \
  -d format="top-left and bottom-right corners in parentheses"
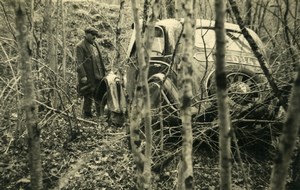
top-left (76, 26), bottom-right (106, 118)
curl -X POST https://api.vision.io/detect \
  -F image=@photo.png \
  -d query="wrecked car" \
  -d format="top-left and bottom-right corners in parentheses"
top-left (125, 18), bottom-right (276, 126)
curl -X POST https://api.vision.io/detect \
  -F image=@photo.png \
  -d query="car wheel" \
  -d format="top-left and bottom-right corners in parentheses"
top-left (207, 67), bottom-right (265, 114)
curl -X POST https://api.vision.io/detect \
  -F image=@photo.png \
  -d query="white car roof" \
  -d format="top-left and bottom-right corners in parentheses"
top-left (157, 18), bottom-right (250, 32)
top-left (127, 19), bottom-right (265, 57)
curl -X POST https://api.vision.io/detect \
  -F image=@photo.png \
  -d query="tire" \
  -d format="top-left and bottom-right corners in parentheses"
top-left (206, 66), bottom-right (266, 115)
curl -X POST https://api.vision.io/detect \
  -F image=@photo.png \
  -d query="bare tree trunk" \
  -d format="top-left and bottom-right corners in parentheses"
top-left (161, 0), bottom-right (167, 19)
top-left (292, 0), bottom-right (299, 46)
top-left (165, 0), bottom-right (175, 18)
top-left (283, 0), bottom-right (298, 71)
top-left (270, 62), bottom-right (300, 190)
top-left (291, 146), bottom-right (300, 189)
top-left (115, 0), bottom-right (125, 72)
top-left (14, 0), bottom-right (43, 189)
top-left (269, 5), bottom-right (300, 184)
top-left (129, 0), bottom-right (161, 188)
top-left (129, 0), bottom-right (160, 189)
top-left (129, 0), bottom-right (145, 185)
top-left (142, 0), bottom-right (160, 186)
top-left (228, 0), bottom-right (288, 112)
top-left (142, 0), bottom-right (150, 32)
top-left (144, 0), bottom-right (161, 63)
top-left (251, 0), bottom-right (260, 31)
top-left (174, 0), bottom-right (179, 18)
top-left (60, 0), bottom-right (66, 80)
top-left (256, 1), bottom-right (269, 35)
top-left (244, 0), bottom-right (252, 27)
top-left (44, 0), bottom-right (58, 108)
top-left (215, 0), bottom-right (232, 189)
top-left (44, 0), bottom-right (55, 68)
top-left (176, 0), bottom-right (195, 189)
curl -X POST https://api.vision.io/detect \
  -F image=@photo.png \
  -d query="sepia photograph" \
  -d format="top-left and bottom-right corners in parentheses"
top-left (0, 0), bottom-right (299, 189)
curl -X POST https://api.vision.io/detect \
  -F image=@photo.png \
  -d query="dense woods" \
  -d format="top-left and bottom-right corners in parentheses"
top-left (0, 0), bottom-right (299, 189)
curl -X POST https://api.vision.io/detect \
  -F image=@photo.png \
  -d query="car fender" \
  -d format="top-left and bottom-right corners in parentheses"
top-left (148, 73), bottom-right (179, 113)
top-left (98, 71), bottom-right (127, 114)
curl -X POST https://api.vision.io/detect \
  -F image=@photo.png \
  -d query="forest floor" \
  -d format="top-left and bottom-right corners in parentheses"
top-left (0, 94), bottom-right (277, 190)
top-left (0, 111), bottom-right (276, 190)
top-left (0, 1), bottom-right (290, 190)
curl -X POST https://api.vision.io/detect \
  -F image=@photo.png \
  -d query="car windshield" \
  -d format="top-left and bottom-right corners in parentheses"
top-left (151, 27), bottom-right (165, 56)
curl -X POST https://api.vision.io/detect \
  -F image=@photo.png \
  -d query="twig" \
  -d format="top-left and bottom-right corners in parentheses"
top-left (4, 137), bottom-right (14, 154)
top-left (35, 100), bottom-right (97, 125)
top-left (0, 43), bottom-right (16, 78)
top-left (232, 129), bottom-right (250, 190)
top-left (0, 1), bottom-right (17, 41)
top-left (193, 118), bottom-right (283, 126)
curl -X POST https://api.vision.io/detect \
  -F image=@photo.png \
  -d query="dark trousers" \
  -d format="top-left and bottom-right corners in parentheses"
top-left (83, 93), bottom-right (102, 116)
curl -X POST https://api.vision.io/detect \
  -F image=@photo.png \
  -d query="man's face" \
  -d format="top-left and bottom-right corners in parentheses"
top-left (85, 32), bottom-right (97, 44)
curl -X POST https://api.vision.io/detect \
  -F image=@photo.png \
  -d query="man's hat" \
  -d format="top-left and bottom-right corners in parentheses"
top-left (84, 26), bottom-right (100, 37)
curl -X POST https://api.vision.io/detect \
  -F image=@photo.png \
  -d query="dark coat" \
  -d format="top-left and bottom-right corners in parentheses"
top-left (75, 38), bottom-right (106, 95)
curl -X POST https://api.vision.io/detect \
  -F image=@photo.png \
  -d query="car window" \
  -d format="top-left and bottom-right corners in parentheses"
top-left (151, 27), bottom-right (165, 56)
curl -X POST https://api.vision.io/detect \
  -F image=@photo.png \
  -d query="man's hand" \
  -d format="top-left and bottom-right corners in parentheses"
top-left (80, 77), bottom-right (88, 84)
